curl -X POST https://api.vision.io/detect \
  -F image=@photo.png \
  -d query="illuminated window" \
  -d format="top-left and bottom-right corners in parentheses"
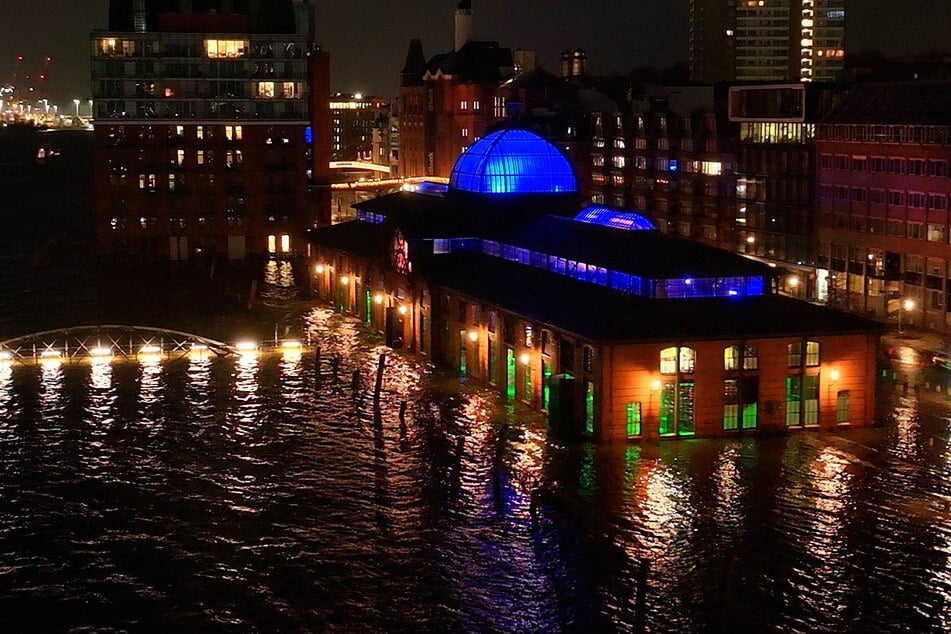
top-left (283, 82), bottom-right (298, 99)
top-left (626, 402), bottom-right (642, 437)
top-left (256, 82), bottom-right (276, 99)
top-left (701, 161), bottom-right (723, 176)
top-left (205, 39), bottom-right (249, 59)
top-left (197, 150), bottom-right (205, 165)
top-left (473, 100), bottom-right (481, 111)
top-left (176, 149), bottom-right (185, 166)
top-left (267, 235), bottom-right (277, 254)
top-left (281, 235), bottom-right (291, 254)
top-left (660, 347), bottom-right (677, 375)
top-left (196, 126), bottom-right (204, 140)
top-left (836, 390), bottom-right (850, 423)
top-left (168, 174), bottom-right (176, 191)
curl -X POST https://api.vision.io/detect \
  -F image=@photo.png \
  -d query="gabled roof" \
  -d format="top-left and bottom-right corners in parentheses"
top-left (424, 41), bottom-right (514, 84)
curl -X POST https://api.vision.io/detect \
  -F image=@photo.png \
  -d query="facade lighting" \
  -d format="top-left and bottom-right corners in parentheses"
top-left (341, 276), bottom-right (350, 285)
top-left (316, 264), bottom-right (325, 274)
top-left (651, 379), bottom-right (662, 392)
top-left (235, 341), bottom-right (258, 353)
top-left (519, 352), bottom-right (530, 366)
top-left (468, 330), bottom-right (479, 342)
top-left (398, 305), bottom-right (408, 315)
top-left (373, 293), bottom-right (384, 305)
top-left (139, 345), bottom-right (161, 355)
top-left (903, 299), bottom-right (915, 312)
top-left (830, 369), bottom-right (840, 383)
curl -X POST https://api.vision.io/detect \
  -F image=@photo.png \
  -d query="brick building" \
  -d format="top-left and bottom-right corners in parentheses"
top-left (817, 82), bottom-right (951, 331)
top-left (309, 129), bottom-right (881, 440)
top-left (91, 0), bottom-right (331, 261)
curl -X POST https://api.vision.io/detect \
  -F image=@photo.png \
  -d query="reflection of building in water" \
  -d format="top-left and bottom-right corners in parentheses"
top-left (308, 127), bottom-right (882, 441)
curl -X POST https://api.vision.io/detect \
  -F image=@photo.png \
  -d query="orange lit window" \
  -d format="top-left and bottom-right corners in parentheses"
top-left (205, 39), bottom-right (248, 59)
top-left (256, 82), bottom-right (275, 99)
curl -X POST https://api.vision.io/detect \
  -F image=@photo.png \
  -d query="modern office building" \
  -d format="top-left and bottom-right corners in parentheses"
top-left (308, 128), bottom-right (881, 441)
top-left (730, 82), bottom-right (846, 297)
top-left (91, 0), bottom-right (331, 261)
top-left (690, 1), bottom-right (847, 83)
top-left (329, 93), bottom-right (390, 163)
top-left (817, 82), bottom-right (951, 332)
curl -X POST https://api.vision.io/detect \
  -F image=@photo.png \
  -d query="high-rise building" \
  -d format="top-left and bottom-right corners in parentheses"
top-left (690, 1), bottom-right (847, 83)
top-left (91, 0), bottom-right (331, 261)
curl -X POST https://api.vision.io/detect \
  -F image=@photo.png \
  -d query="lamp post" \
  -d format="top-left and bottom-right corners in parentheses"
top-left (898, 298), bottom-right (915, 334)
top-left (73, 99), bottom-right (80, 119)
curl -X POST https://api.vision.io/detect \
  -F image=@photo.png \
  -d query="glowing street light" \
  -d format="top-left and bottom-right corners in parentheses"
top-left (73, 99), bottom-right (80, 118)
top-left (373, 293), bottom-right (384, 305)
top-left (468, 330), bottom-right (479, 342)
top-left (898, 298), bottom-right (916, 334)
top-left (519, 352), bottom-right (530, 366)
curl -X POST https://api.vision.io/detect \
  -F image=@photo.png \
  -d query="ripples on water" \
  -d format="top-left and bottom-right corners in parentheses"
top-left (0, 309), bottom-right (949, 632)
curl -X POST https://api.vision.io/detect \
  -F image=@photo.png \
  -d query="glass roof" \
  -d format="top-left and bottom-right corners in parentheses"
top-left (449, 129), bottom-right (578, 195)
top-left (574, 205), bottom-right (657, 231)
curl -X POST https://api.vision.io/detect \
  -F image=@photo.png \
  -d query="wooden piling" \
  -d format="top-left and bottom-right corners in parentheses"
top-left (373, 353), bottom-right (386, 410)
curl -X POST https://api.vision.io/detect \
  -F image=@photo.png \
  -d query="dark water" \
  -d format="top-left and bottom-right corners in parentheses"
top-left (0, 129), bottom-right (950, 632)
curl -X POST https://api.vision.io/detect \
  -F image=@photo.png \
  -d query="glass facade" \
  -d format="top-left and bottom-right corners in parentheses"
top-left (574, 206), bottom-right (657, 231)
top-left (449, 130), bottom-right (578, 194)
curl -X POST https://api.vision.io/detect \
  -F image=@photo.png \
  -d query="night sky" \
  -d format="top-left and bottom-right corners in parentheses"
top-left (1, 0), bottom-right (948, 107)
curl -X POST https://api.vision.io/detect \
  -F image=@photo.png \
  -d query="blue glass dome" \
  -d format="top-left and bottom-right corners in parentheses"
top-left (574, 205), bottom-right (657, 231)
top-left (449, 129), bottom-right (578, 195)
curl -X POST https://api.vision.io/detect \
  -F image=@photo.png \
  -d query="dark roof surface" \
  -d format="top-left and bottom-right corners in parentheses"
top-left (109, 0), bottom-right (298, 33)
top-left (425, 41), bottom-right (514, 83)
top-left (423, 254), bottom-right (882, 343)
top-left (821, 81), bottom-right (951, 126)
top-left (354, 191), bottom-right (770, 280)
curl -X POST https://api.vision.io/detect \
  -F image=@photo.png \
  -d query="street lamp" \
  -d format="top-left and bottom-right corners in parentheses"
top-left (73, 99), bottom-right (80, 118)
top-left (898, 298), bottom-right (915, 334)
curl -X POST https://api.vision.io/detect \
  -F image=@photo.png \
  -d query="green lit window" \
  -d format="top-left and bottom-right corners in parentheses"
top-left (786, 375), bottom-right (818, 426)
top-left (488, 339), bottom-right (497, 385)
top-left (585, 381), bottom-right (595, 435)
top-left (364, 291), bottom-right (372, 325)
top-left (677, 381), bottom-right (695, 436)
top-left (725, 377), bottom-right (758, 430)
top-left (459, 331), bottom-right (467, 376)
top-left (523, 363), bottom-right (532, 402)
top-left (542, 360), bottom-right (552, 410)
top-left (626, 402), bottom-right (642, 437)
top-left (659, 381), bottom-right (676, 435)
top-left (836, 390), bottom-right (850, 423)
top-left (724, 380), bottom-right (740, 430)
top-left (506, 348), bottom-right (516, 400)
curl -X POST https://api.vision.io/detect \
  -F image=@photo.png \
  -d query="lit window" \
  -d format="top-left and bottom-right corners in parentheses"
top-left (196, 126), bottom-right (204, 140)
top-left (197, 150), bottom-right (205, 165)
top-left (461, 128), bottom-right (469, 139)
top-left (205, 39), bottom-right (249, 59)
top-left (283, 82), bottom-right (297, 99)
top-left (176, 149), bottom-right (185, 166)
top-left (256, 82), bottom-right (276, 99)
top-left (473, 100), bottom-right (481, 111)
top-left (281, 235), bottom-right (291, 254)
top-left (460, 100), bottom-right (468, 110)
top-left (626, 402), bottom-right (642, 437)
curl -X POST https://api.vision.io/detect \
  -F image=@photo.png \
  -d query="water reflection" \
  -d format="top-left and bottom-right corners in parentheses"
top-left (0, 319), bottom-right (949, 633)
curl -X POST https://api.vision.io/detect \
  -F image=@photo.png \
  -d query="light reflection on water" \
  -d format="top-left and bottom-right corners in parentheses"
top-left (0, 312), bottom-right (948, 632)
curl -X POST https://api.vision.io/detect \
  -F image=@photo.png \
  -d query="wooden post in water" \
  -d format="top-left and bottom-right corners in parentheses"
top-left (314, 345), bottom-right (322, 388)
top-left (331, 354), bottom-right (340, 383)
top-left (635, 558), bottom-right (649, 634)
top-left (373, 353), bottom-right (386, 410)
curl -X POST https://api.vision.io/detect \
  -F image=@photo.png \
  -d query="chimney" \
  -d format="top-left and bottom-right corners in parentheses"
top-left (453, 1), bottom-right (473, 51)
top-left (572, 49), bottom-right (588, 77)
top-left (560, 50), bottom-right (572, 78)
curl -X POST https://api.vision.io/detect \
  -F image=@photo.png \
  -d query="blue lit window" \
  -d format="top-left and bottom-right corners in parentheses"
top-left (574, 206), bottom-right (657, 231)
top-left (449, 129), bottom-right (578, 194)
top-left (669, 159), bottom-right (679, 173)
top-left (304, 126), bottom-right (313, 144)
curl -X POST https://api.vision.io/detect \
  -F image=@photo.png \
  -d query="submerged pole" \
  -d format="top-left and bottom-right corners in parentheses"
top-left (373, 353), bottom-right (386, 410)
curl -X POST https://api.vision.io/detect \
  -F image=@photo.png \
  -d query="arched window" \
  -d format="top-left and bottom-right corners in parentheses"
top-left (788, 341), bottom-right (820, 367)
top-left (743, 344), bottom-right (759, 370)
top-left (724, 345), bottom-right (741, 371)
top-left (805, 341), bottom-right (820, 367)
top-left (679, 347), bottom-right (696, 374)
top-left (660, 347), bottom-right (678, 374)
top-left (661, 346), bottom-right (695, 374)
